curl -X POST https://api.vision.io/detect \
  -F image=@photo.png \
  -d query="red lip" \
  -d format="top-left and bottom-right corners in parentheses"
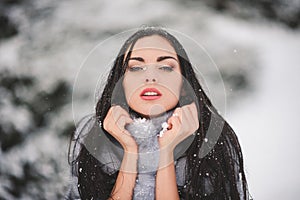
top-left (140, 88), bottom-right (162, 100)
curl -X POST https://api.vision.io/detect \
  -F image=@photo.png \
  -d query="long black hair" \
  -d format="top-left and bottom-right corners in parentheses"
top-left (68, 27), bottom-right (250, 199)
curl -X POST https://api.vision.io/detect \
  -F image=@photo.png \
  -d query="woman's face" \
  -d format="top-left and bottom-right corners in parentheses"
top-left (122, 35), bottom-right (182, 117)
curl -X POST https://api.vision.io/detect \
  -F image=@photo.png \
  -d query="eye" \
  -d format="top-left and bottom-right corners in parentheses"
top-left (159, 65), bottom-right (174, 72)
top-left (128, 66), bottom-right (145, 72)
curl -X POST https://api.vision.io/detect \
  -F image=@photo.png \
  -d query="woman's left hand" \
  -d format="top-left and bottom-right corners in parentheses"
top-left (158, 102), bottom-right (199, 152)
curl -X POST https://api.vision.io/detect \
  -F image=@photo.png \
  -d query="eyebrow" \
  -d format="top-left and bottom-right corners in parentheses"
top-left (129, 56), bottom-right (178, 63)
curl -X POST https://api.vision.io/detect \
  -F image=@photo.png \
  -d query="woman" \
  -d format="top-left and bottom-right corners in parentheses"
top-left (66, 27), bottom-right (250, 199)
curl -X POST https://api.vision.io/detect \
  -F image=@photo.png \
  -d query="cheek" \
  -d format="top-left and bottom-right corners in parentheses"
top-left (162, 75), bottom-right (183, 97)
top-left (122, 75), bottom-right (140, 100)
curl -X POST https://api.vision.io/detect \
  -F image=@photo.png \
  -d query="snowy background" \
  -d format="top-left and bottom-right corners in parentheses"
top-left (0, 0), bottom-right (299, 199)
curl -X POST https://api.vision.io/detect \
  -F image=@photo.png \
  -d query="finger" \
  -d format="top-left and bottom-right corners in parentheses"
top-left (122, 129), bottom-right (132, 136)
top-left (188, 103), bottom-right (199, 130)
top-left (118, 108), bottom-right (133, 125)
top-left (164, 117), bottom-right (172, 130)
top-left (105, 106), bottom-right (114, 123)
top-left (106, 106), bottom-right (112, 118)
top-left (117, 105), bottom-right (131, 118)
top-left (111, 105), bottom-right (123, 123)
top-left (183, 104), bottom-right (199, 136)
top-left (167, 114), bottom-right (181, 132)
top-left (186, 104), bottom-right (198, 129)
top-left (124, 116), bottom-right (133, 124)
top-left (116, 114), bottom-right (132, 131)
top-left (103, 107), bottom-right (114, 131)
top-left (111, 106), bottom-right (132, 126)
top-left (181, 106), bottom-right (190, 134)
top-left (190, 102), bottom-right (198, 120)
top-left (172, 107), bottom-right (182, 124)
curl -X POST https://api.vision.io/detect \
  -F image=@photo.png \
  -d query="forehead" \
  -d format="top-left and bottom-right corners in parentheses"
top-left (131, 35), bottom-right (177, 55)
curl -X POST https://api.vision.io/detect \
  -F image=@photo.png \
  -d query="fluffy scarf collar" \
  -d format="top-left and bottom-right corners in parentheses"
top-left (125, 111), bottom-right (173, 199)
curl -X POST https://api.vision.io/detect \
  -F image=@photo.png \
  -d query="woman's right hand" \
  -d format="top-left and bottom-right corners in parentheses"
top-left (103, 105), bottom-right (137, 153)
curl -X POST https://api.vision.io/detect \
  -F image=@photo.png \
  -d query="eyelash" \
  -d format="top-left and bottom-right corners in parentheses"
top-left (128, 66), bottom-right (145, 72)
top-left (128, 65), bottom-right (174, 72)
top-left (158, 66), bottom-right (174, 72)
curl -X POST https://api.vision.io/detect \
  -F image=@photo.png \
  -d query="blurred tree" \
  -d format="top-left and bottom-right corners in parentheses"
top-left (0, 70), bottom-right (71, 198)
top-left (0, 15), bottom-right (18, 39)
top-left (183, 0), bottom-right (300, 29)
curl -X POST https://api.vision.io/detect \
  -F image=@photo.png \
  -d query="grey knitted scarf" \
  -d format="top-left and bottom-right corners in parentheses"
top-left (125, 111), bottom-right (172, 200)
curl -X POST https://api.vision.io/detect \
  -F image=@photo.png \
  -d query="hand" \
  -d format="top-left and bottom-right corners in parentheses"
top-left (103, 105), bottom-right (137, 153)
top-left (158, 102), bottom-right (199, 152)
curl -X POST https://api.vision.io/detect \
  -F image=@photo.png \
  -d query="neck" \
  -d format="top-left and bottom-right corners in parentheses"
top-left (129, 107), bottom-right (176, 120)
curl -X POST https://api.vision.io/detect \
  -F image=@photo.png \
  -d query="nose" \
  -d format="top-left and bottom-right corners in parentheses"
top-left (144, 65), bottom-right (158, 83)
top-left (145, 78), bottom-right (156, 82)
